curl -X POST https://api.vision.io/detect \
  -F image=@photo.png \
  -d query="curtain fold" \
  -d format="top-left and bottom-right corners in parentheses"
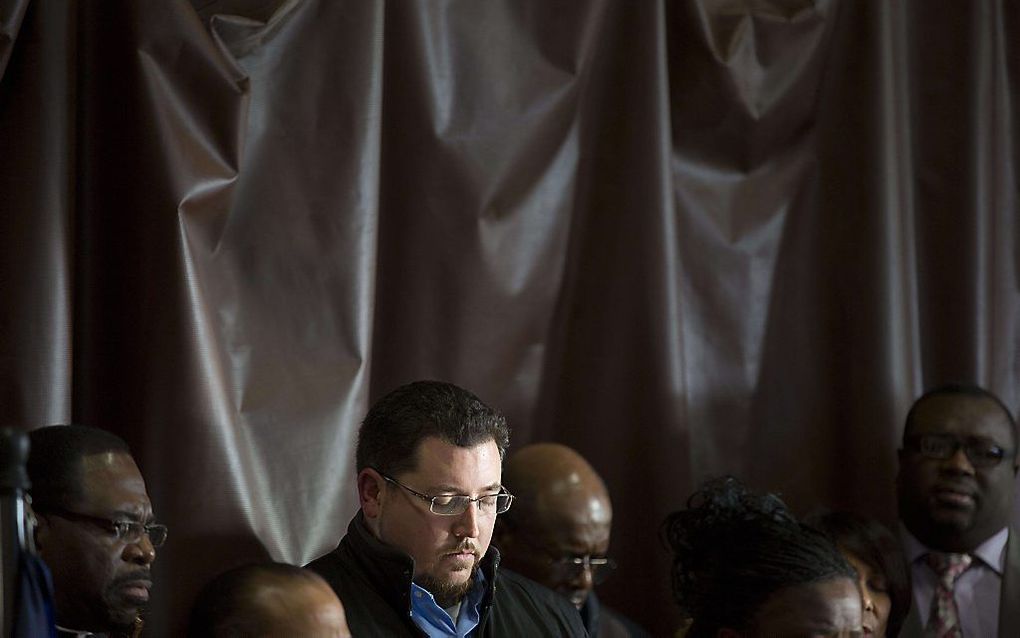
top-left (2, 1), bottom-right (1017, 634)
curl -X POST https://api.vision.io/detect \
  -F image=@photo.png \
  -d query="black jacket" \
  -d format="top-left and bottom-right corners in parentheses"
top-left (580, 592), bottom-right (650, 638)
top-left (306, 512), bottom-right (588, 637)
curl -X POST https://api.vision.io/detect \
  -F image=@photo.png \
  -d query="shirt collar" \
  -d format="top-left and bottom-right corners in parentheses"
top-left (900, 525), bottom-right (1009, 574)
top-left (410, 569), bottom-right (488, 636)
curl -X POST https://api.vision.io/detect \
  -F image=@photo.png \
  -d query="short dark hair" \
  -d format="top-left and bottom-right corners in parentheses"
top-left (661, 477), bottom-right (856, 637)
top-left (187, 563), bottom-right (327, 638)
top-left (27, 425), bottom-right (131, 510)
top-left (903, 383), bottom-right (1018, 450)
top-left (805, 510), bottom-right (911, 638)
top-left (355, 381), bottom-right (510, 476)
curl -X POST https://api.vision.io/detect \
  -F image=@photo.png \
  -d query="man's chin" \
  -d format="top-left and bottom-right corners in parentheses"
top-left (105, 601), bottom-right (145, 632)
top-left (566, 592), bottom-right (588, 609)
top-left (928, 508), bottom-right (975, 531)
top-left (107, 612), bottom-right (142, 634)
top-left (415, 568), bottom-right (477, 608)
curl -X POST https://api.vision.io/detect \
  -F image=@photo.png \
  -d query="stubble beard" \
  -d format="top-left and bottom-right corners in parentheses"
top-left (415, 563), bottom-right (479, 608)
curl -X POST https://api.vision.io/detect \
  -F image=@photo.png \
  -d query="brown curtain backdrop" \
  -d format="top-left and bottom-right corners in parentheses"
top-left (2, 0), bottom-right (1018, 634)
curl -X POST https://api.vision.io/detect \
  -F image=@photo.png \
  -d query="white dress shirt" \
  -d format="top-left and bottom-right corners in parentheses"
top-left (901, 526), bottom-right (1009, 638)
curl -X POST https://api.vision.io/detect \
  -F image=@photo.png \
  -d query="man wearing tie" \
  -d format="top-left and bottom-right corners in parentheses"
top-left (897, 385), bottom-right (1020, 637)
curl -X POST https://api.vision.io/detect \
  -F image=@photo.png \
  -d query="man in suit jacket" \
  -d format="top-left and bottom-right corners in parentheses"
top-left (896, 385), bottom-right (1020, 637)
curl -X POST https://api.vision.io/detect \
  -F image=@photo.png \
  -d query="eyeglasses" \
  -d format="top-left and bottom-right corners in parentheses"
top-left (379, 472), bottom-right (513, 516)
top-left (38, 507), bottom-right (168, 547)
top-left (513, 532), bottom-right (616, 584)
top-left (548, 555), bottom-right (617, 584)
top-left (904, 433), bottom-right (1012, 469)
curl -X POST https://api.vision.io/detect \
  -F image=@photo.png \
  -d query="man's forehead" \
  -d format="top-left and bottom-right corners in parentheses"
top-left (409, 437), bottom-right (502, 488)
top-left (538, 520), bottom-right (611, 555)
top-left (911, 394), bottom-right (1014, 440)
top-left (78, 450), bottom-right (152, 513)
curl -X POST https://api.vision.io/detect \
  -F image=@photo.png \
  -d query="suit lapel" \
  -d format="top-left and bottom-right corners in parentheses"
top-left (899, 602), bottom-right (924, 638)
top-left (999, 528), bottom-right (1020, 638)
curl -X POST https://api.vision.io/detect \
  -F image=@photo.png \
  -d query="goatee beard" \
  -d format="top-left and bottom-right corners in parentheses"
top-left (415, 565), bottom-right (478, 608)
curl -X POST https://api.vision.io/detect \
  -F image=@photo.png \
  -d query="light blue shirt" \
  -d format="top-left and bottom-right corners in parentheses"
top-left (410, 570), bottom-right (487, 638)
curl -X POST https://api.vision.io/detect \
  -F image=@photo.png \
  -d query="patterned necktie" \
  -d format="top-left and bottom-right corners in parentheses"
top-left (924, 552), bottom-right (973, 638)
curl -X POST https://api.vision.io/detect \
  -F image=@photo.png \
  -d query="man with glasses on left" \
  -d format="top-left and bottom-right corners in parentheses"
top-left (27, 425), bottom-right (165, 638)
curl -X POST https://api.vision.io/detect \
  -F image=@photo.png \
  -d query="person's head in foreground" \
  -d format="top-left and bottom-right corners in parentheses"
top-left (495, 442), bottom-right (613, 609)
top-left (28, 424), bottom-right (163, 636)
top-left (356, 380), bottom-right (512, 607)
top-left (662, 477), bottom-right (862, 638)
top-left (897, 383), bottom-right (1018, 553)
top-left (187, 562), bottom-right (351, 638)
top-left (807, 511), bottom-right (911, 637)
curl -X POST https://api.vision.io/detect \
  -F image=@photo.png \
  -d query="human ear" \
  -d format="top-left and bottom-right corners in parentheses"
top-left (358, 469), bottom-right (385, 519)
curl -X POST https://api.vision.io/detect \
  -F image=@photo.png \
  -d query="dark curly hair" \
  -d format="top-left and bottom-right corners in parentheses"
top-left (661, 477), bottom-right (856, 637)
top-left (806, 510), bottom-right (911, 638)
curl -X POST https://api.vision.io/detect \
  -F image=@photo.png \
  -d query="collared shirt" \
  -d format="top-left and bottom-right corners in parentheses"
top-left (410, 570), bottom-right (487, 638)
top-left (901, 526), bottom-right (1009, 637)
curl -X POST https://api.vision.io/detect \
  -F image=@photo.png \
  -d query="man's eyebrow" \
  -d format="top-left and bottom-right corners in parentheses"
top-left (428, 483), bottom-right (503, 494)
top-left (111, 509), bottom-right (153, 522)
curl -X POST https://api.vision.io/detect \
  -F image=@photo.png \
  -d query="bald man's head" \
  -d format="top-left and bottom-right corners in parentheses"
top-left (188, 563), bottom-right (351, 638)
top-left (495, 443), bottom-right (613, 608)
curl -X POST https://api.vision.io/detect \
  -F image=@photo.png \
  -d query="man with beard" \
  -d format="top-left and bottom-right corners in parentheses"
top-left (494, 444), bottom-right (649, 638)
top-left (27, 425), bottom-right (163, 638)
top-left (307, 381), bottom-right (587, 637)
top-left (896, 385), bottom-right (1020, 637)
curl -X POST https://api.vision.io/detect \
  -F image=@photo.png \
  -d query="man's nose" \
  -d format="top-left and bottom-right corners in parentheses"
top-left (453, 503), bottom-right (481, 538)
top-left (569, 562), bottom-right (595, 591)
top-left (942, 446), bottom-right (976, 475)
top-left (123, 534), bottom-right (157, 565)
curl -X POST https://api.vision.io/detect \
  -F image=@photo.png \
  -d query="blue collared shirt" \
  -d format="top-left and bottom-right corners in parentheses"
top-left (410, 570), bottom-right (487, 638)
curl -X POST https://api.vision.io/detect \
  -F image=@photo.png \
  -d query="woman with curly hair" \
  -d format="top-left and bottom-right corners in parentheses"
top-left (662, 477), bottom-right (863, 637)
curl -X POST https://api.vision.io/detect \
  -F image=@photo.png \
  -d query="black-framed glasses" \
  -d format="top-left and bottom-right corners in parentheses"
top-left (37, 506), bottom-right (168, 547)
top-left (904, 433), bottom-right (1012, 469)
top-left (379, 472), bottom-right (513, 516)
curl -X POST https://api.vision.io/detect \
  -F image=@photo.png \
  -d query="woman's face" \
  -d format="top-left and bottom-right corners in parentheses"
top-left (749, 577), bottom-right (862, 637)
top-left (844, 552), bottom-right (891, 637)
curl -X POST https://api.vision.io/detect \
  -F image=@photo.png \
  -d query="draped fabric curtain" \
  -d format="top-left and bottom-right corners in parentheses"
top-left (1, 0), bottom-right (1017, 634)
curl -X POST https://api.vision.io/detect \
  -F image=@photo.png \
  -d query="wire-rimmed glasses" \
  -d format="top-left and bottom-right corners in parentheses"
top-left (379, 472), bottom-right (513, 516)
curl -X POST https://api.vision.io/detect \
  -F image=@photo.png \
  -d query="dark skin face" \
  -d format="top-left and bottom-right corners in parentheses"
top-left (35, 452), bottom-right (157, 633)
top-left (494, 443), bottom-right (613, 609)
top-left (742, 577), bottom-right (863, 638)
top-left (897, 394), bottom-right (1018, 551)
